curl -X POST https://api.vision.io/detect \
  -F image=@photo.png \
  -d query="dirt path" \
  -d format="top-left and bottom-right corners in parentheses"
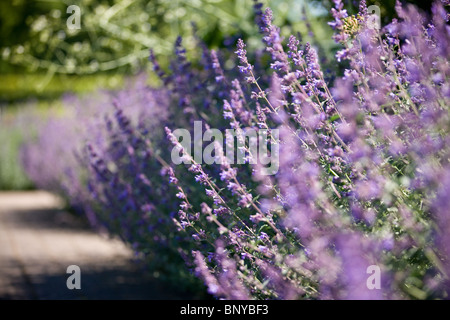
top-left (0, 191), bottom-right (182, 300)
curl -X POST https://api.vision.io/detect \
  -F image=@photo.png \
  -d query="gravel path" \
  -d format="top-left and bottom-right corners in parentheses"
top-left (0, 191), bottom-right (182, 300)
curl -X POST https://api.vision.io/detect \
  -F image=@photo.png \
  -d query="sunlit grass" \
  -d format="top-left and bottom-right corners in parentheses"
top-left (0, 73), bottom-right (124, 102)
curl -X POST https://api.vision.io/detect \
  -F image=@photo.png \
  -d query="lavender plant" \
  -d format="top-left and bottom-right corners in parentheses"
top-left (21, 0), bottom-right (450, 299)
top-left (20, 77), bottom-right (203, 290)
top-left (164, 0), bottom-right (450, 299)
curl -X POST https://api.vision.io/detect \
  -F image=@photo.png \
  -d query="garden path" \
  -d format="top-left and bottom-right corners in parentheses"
top-left (0, 191), bottom-right (182, 300)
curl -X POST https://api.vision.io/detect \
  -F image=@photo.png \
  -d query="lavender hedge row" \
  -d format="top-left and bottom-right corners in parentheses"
top-left (21, 0), bottom-right (450, 299)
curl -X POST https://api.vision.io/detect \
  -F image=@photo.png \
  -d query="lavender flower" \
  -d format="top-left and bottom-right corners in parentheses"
top-left (235, 39), bottom-right (255, 83)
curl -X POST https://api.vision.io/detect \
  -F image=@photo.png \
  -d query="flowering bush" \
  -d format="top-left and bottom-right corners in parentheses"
top-left (21, 0), bottom-right (450, 299)
top-left (20, 77), bottom-right (200, 288)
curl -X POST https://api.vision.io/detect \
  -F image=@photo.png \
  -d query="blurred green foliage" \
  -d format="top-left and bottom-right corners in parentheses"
top-left (0, 0), bottom-right (293, 73)
top-left (0, 0), bottom-right (433, 103)
top-left (0, 0), bottom-right (336, 102)
top-left (0, 0), bottom-right (433, 74)
top-left (0, 106), bottom-right (34, 190)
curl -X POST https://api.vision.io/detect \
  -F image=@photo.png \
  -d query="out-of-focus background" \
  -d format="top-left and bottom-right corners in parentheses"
top-left (0, 0), bottom-right (434, 300)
